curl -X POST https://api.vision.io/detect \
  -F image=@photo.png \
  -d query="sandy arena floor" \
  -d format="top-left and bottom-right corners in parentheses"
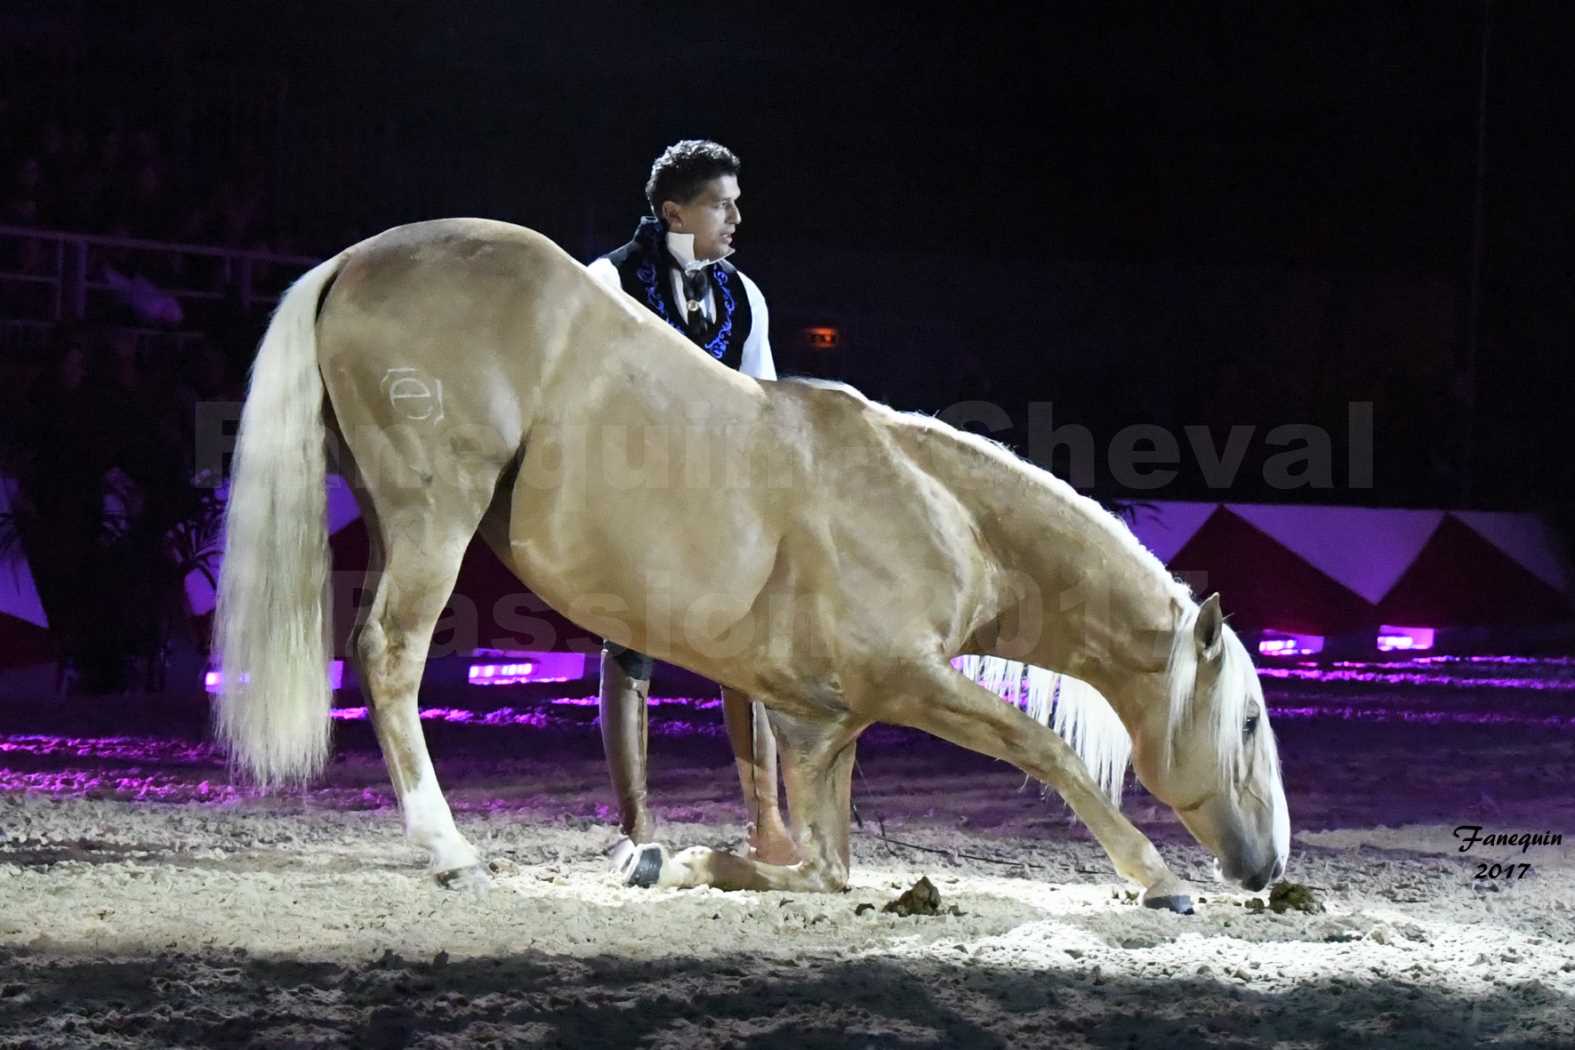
top-left (1, 658), bottom-right (1573, 1048)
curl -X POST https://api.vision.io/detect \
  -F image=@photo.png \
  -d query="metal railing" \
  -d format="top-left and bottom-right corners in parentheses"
top-left (0, 317), bottom-right (210, 359)
top-left (0, 224), bottom-right (321, 326)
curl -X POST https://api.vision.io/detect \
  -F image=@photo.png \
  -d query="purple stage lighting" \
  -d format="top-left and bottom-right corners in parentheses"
top-left (466, 651), bottom-right (587, 686)
top-left (1377, 625), bottom-right (1436, 653)
top-left (204, 662), bottom-right (343, 692)
top-left (1257, 632), bottom-right (1326, 658)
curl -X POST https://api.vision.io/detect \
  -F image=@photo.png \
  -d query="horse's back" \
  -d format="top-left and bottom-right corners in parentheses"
top-left (328, 218), bottom-right (587, 322)
top-left (347, 217), bottom-right (568, 267)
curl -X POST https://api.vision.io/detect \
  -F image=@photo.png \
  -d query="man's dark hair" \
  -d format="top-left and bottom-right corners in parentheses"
top-left (644, 140), bottom-right (741, 218)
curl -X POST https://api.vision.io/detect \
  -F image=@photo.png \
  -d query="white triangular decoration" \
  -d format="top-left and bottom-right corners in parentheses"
top-left (1121, 501), bottom-right (1220, 564)
top-left (0, 475), bottom-right (51, 628)
top-left (1226, 504), bottom-right (1443, 603)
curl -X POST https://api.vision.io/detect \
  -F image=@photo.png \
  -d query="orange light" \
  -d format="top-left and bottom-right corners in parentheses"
top-left (801, 326), bottom-right (841, 350)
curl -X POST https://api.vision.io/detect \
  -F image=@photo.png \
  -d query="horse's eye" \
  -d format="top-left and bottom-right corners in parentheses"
top-left (1243, 716), bottom-right (1259, 737)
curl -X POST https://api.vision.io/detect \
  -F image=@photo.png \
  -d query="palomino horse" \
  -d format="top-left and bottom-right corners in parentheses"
top-left (214, 218), bottom-right (1288, 912)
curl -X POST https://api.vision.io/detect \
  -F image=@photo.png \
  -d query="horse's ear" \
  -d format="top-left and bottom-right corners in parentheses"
top-left (1195, 593), bottom-right (1225, 661)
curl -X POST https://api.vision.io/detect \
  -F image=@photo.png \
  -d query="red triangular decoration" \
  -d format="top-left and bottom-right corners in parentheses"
top-left (1378, 515), bottom-right (1573, 627)
top-left (0, 612), bottom-right (53, 669)
top-left (1165, 507), bottom-right (1379, 635)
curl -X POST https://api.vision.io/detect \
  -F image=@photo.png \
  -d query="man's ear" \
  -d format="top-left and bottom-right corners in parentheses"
top-left (661, 201), bottom-right (683, 229)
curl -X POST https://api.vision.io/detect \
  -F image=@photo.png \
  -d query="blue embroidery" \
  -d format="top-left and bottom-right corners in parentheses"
top-left (635, 258), bottom-right (672, 324)
top-left (631, 243), bottom-right (738, 361)
top-left (703, 268), bottom-right (736, 360)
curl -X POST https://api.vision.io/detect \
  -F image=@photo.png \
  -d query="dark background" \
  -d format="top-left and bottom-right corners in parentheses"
top-left (3, 1), bottom-right (1570, 513)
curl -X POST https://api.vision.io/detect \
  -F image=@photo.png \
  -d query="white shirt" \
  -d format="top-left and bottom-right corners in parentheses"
top-left (586, 229), bottom-right (776, 381)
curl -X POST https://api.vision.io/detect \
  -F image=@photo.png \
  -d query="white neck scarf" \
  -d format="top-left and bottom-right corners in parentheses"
top-left (665, 230), bottom-right (734, 273)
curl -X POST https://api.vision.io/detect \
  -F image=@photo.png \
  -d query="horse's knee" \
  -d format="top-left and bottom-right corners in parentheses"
top-left (350, 620), bottom-right (386, 681)
top-left (353, 620), bottom-right (424, 709)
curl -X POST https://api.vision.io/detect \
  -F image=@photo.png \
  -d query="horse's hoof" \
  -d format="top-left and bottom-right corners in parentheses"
top-left (434, 863), bottom-right (490, 894)
top-left (1143, 893), bottom-right (1195, 915)
top-left (612, 840), bottom-right (666, 888)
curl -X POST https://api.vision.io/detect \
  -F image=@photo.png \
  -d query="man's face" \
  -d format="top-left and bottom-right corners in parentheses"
top-left (663, 175), bottom-right (742, 262)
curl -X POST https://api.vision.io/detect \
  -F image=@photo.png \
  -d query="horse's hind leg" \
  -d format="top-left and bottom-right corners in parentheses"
top-left (335, 412), bottom-right (502, 886)
top-left (350, 508), bottom-right (491, 887)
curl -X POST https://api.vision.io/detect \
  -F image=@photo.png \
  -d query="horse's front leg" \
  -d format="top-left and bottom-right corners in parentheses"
top-left (721, 686), bottom-right (797, 864)
top-left (882, 660), bottom-right (1195, 913)
top-left (621, 711), bottom-right (859, 892)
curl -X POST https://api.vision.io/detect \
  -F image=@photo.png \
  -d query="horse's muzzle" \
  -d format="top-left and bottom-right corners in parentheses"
top-left (1216, 855), bottom-right (1284, 892)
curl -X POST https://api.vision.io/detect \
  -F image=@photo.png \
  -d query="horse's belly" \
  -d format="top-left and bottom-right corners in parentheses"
top-left (504, 439), bottom-right (781, 655)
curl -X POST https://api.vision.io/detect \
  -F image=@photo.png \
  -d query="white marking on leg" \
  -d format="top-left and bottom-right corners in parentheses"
top-left (401, 774), bottom-right (478, 873)
top-left (656, 847), bottom-right (706, 888)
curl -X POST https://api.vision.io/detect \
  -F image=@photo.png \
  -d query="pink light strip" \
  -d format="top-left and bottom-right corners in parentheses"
top-left (204, 662), bottom-right (343, 692)
top-left (1257, 632), bottom-right (1326, 658)
top-left (465, 652), bottom-right (587, 685)
top-left (1376, 626), bottom-right (1436, 652)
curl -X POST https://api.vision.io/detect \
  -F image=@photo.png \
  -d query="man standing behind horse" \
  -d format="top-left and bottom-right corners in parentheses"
top-left (585, 139), bottom-right (795, 868)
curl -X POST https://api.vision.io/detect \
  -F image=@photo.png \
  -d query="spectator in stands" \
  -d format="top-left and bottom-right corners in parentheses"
top-left (127, 160), bottom-right (174, 240)
top-left (38, 120), bottom-right (67, 184)
top-left (5, 156), bottom-right (47, 227)
top-left (2, 97), bottom-right (284, 267)
top-left (2, 332), bottom-right (109, 616)
top-left (170, 336), bottom-right (238, 465)
top-left (106, 337), bottom-right (165, 465)
top-left (96, 126), bottom-right (125, 188)
top-left (216, 175), bottom-right (265, 248)
top-left (64, 138), bottom-right (111, 231)
top-left (3, 157), bottom-right (49, 280)
top-left (129, 129), bottom-right (164, 176)
top-left (9, 332), bottom-right (77, 444)
top-left (0, 330), bottom-right (105, 689)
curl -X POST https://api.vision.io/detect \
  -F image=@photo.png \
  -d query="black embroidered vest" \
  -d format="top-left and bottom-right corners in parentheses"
top-left (602, 216), bottom-right (752, 371)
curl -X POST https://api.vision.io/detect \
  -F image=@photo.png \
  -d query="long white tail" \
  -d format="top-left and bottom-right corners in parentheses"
top-left (213, 253), bottom-right (347, 787)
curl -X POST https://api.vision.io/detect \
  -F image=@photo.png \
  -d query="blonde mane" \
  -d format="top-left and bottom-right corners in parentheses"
top-left (780, 375), bottom-right (1262, 805)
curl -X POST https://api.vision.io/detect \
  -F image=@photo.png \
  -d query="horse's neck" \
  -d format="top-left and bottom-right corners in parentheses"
top-left (934, 436), bottom-right (1177, 705)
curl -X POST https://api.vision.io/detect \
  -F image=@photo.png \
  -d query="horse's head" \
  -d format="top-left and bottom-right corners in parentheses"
top-left (1129, 594), bottom-right (1290, 892)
